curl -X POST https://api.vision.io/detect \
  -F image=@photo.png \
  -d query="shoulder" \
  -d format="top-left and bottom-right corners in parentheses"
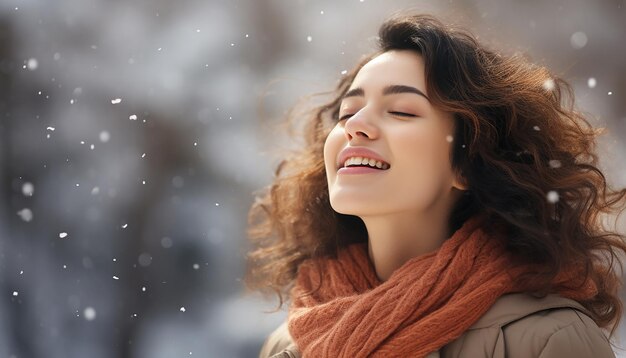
top-left (442, 293), bottom-right (615, 358)
top-left (258, 321), bottom-right (300, 358)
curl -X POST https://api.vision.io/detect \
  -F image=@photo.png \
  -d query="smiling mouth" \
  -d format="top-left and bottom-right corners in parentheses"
top-left (342, 156), bottom-right (390, 170)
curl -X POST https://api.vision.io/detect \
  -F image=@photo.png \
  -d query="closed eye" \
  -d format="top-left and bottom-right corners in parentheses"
top-left (389, 111), bottom-right (416, 117)
top-left (338, 113), bottom-right (354, 121)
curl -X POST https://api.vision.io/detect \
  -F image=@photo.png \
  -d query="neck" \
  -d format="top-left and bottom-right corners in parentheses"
top-left (364, 211), bottom-right (450, 281)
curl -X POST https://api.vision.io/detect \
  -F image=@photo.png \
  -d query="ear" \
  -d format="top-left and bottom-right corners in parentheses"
top-left (451, 170), bottom-right (468, 191)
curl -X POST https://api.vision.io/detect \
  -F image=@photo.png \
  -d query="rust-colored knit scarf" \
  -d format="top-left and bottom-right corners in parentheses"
top-left (287, 216), bottom-right (598, 357)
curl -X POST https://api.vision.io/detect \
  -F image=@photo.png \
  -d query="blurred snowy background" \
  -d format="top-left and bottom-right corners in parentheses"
top-left (0, 0), bottom-right (625, 357)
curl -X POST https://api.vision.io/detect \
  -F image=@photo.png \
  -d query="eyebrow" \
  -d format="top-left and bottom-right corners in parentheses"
top-left (342, 85), bottom-right (430, 101)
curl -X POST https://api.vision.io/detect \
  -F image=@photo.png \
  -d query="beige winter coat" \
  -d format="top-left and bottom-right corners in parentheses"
top-left (259, 293), bottom-right (615, 357)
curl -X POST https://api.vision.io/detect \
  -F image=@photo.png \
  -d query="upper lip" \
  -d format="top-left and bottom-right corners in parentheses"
top-left (337, 147), bottom-right (390, 169)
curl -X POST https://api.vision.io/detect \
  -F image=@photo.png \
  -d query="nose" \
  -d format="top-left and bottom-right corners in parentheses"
top-left (344, 108), bottom-right (379, 141)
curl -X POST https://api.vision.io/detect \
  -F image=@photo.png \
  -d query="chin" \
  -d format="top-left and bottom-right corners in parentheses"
top-left (329, 196), bottom-right (379, 217)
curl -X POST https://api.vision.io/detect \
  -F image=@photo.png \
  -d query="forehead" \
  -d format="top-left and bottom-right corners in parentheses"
top-left (352, 50), bottom-right (427, 91)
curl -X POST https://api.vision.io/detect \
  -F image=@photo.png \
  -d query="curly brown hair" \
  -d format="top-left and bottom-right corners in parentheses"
top-left (245, 14), bottom-right (626, 333)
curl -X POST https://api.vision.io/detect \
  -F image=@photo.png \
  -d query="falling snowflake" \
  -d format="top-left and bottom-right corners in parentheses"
top-left (193, 263), bottom-right (200, 270)
top-left (17, 208), bottom-right (33, 222)
top-left (27, 58), bottom-right (38, 70)
top-left (587, 78), bottom-right (597, 88)
top-left (113, 276), bottom-right (119, 280)
top-left (533, 126), bottom-right (541, 131)
top-left (546, 190), bottom-right (559, 203)
top-left (570, 31), bottom-right (588, 49)
top-left (542, 79), bottom-right (555, 91)
top-left (84, 307), bottom-right (96, 321)
top-left (306, 36), bottom-right (313, 42)
top-left (111, 98), bottom-right (122, 104)
top-left (129, 114), bottom-right (137, 120)
top-left (446, 135), bottom-right (454, 143)
top-left (161, 237), bottom-right (173, 248)
top-left (12, 291), bottom-right (18, 297)
top-left (138, 253), bottom-right (152, 267)
top-left (99, 131), bottom-right (110, 143)
top-left (59, 232), bottom-right (68, 239)
top-left (180, 307), bottom-right (186, 312)
top-left (548, 160), bottom-right (562, 168)
top-left (22, 182), bottom-right (34, 196)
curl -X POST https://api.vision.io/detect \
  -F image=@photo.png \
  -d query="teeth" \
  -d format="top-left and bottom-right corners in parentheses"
top-left (343, 156), bottom-right (389, 169)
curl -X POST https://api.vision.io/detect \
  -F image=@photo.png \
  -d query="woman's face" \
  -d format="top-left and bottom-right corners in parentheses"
top-left (324, 50), bottom-right (465, 218)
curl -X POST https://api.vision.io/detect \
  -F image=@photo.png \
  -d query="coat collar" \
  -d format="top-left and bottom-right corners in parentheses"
top-left (468, 293), bottom-right (590, 330)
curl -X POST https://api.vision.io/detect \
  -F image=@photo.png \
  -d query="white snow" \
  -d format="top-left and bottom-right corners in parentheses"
top-left (22, 182), bottom-right (34, 196)
top-left (570, 31), bottom-right (588, 49)
top-left (542, 79), bottom-right (555, 91)
top-left (17, 208), bottom-right (33, 222)
top-left (138, 253), bottom-right (152, 267)
top-left (547, 190), bottom-right (559, 203)
top-left (99, 131), bottom-right (110, 143)
top-left (548, 160), bottom-right (562, 168)
top-left (59, 232), bottom-right (68, 239)
top-left (27, 58), bottom-right (38, 70)
top-left (84, 307), bottom-right (97, 321)
top-left (161, 237), bottom-right (173, 248)
top-left (587, 78), bottom-right (597, 88)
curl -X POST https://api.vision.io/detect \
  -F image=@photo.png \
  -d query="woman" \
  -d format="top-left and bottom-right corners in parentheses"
top-left (247, 13), bottom-right (626, 357)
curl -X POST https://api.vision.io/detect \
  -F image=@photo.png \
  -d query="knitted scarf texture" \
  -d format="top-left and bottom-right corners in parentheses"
top-left (287, 216), bottom-right (598, 357)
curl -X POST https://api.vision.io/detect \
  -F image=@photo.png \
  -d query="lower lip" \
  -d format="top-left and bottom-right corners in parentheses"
top-left (337, 166), bottom-right (388, 175)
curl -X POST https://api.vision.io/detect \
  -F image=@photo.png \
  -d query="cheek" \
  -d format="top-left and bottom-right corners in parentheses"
top-left (323, 127), bottom-right (343, 169)
top-left (394, 130), bottom-right (453, 190)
